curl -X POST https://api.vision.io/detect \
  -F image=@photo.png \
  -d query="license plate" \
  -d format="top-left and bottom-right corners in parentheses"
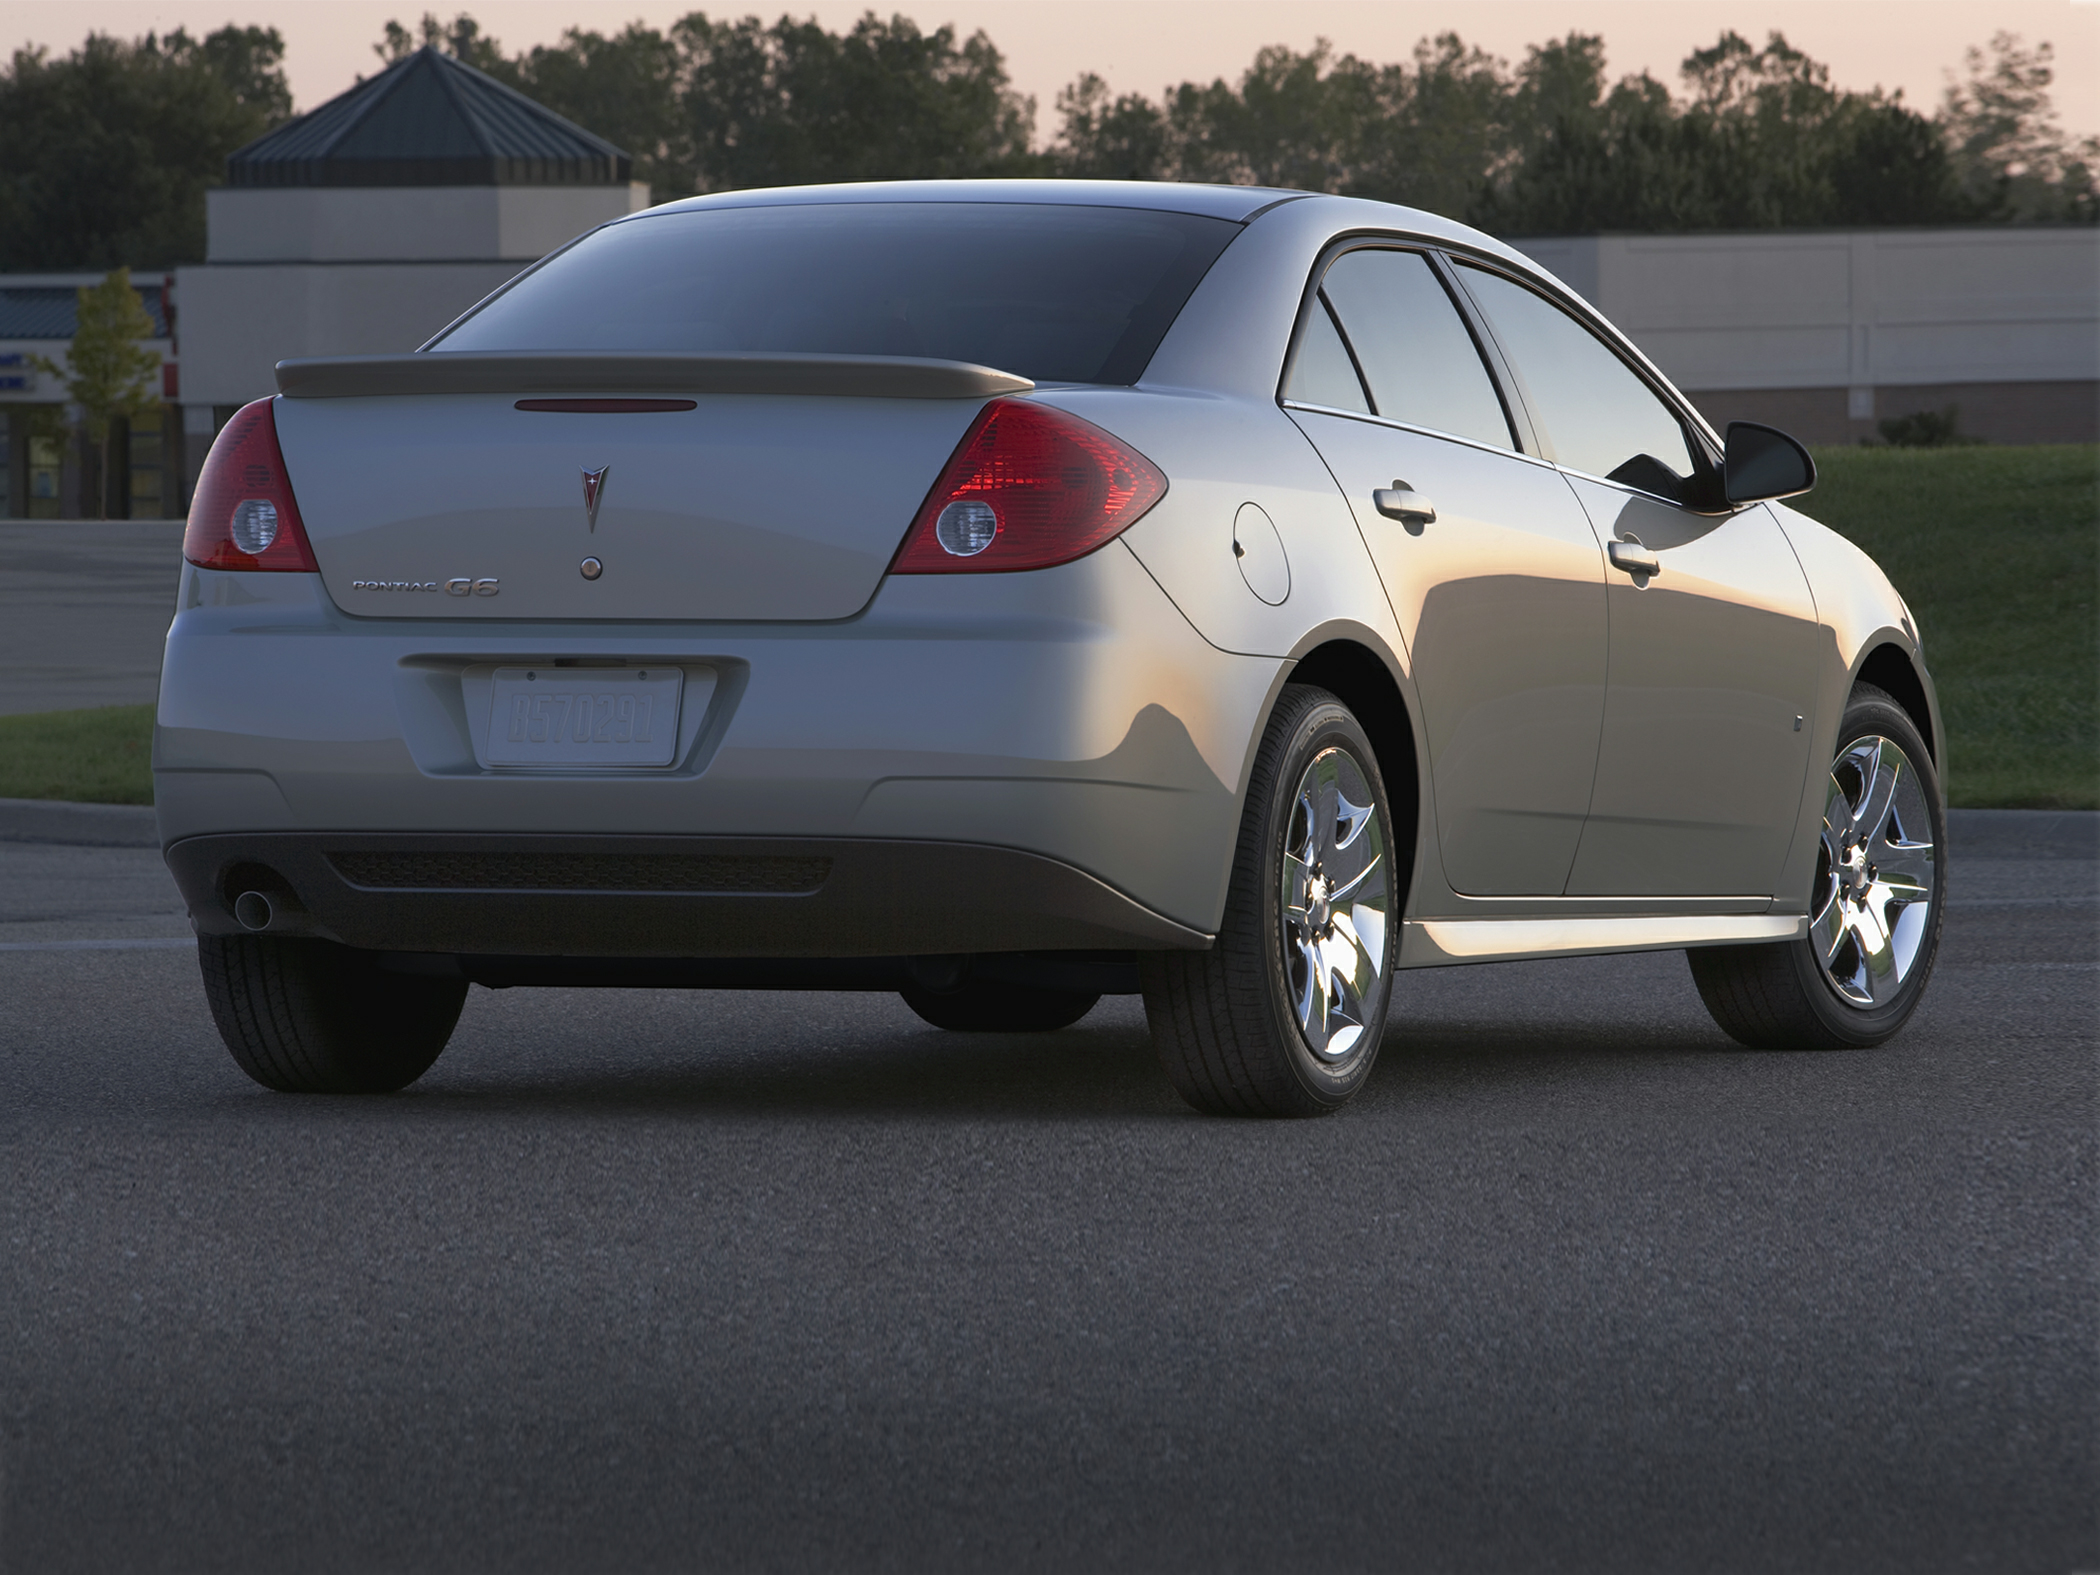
top-left (485, 667), bottom-right (683, 766)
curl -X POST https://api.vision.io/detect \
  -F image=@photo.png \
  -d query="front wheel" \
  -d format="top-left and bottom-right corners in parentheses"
top-left (1689, 683), bottom-right (1944, 1049)
top-left (1142, 685), bottom-right (1399, 1117)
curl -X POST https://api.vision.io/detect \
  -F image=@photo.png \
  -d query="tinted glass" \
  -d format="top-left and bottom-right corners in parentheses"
top-left (1283, 296), bottom-right (1370, 412)
top-left (1457, 264), bottom-right (1698, 496)
top-left (1318, 249), bottom-right (1512, 449)
top-left (434, 203), bottom-right (1240, 385)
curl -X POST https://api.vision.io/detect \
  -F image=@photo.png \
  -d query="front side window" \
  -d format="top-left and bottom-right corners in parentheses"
top-left (1305, 248), bottom-right (1514, 450)
top-left (432, 202), bottom-right (1240, 386)
top-left (1456, 264), bottom-right (1701, 501)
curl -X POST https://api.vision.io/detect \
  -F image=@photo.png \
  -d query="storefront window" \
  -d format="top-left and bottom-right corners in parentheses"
top-left (129, 408), bottom-right (165, 517)
top-left (28, 433), bottom-right (61, 519)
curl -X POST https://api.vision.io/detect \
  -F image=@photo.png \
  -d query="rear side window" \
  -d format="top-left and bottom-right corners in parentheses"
top-left (1312, 249), bottom-right (1514, 450)
top-left (1456, 263), bottom-right (1700, 499)
top-left (432, 203), bottom-right (1241, 385)
top-left (1283, 296), bottom-right (1371, 413)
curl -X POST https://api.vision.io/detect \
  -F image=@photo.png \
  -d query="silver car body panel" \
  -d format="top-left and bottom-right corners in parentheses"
top-left (1556, 480), bottom-right (1823, 899)
top-left (275, 392), bottom-right (988, 621)
top-left (1282, 406), bottom-right (1609, 900)
top-left (157, 182), bottom-right (1939, 971)
top-left (157, 540), bottom-right (1276, 937)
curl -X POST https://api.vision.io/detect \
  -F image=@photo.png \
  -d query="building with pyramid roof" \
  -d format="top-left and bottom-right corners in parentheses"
top-left (224, 46), bottom-right (630, 189)
top-left (173, 48), bottom-right (648, 478)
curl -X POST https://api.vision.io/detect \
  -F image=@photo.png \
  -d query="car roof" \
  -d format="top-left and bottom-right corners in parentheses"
top-left (631, 181), bottom-right (1544, 271)
top-left (636, 179), bottom-right (1308, 224)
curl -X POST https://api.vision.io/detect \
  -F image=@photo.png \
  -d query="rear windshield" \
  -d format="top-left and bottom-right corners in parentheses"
top-left (430, 202), bottom-right (1240, 385)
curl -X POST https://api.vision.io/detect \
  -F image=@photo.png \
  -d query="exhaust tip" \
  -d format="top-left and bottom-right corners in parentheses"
top-left (233, 890), bottom-right (275, 932)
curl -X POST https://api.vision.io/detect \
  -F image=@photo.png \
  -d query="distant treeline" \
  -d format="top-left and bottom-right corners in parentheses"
top-left (1, 10), bottom-right (2093, 273)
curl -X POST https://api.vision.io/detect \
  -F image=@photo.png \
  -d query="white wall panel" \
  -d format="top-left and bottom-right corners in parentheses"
top-left (174, 263), bottom-right (523, 406)
top-left (206, 184), bottom-right (649, 264)
top-left (1514, 228), bottom-right (2099, 392)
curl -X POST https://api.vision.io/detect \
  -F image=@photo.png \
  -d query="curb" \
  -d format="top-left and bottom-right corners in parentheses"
top-left (0, 797), bottom-right (158, 848)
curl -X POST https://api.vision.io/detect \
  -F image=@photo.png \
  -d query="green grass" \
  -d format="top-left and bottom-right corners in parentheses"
top-left (1, 447), bottom-right (2093, 809)
top-left (1794, 443), bottom-right (2098, 809)
top-left (0, 704), bottom-right (155, 805)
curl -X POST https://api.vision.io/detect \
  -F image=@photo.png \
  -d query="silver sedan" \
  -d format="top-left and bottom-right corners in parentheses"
top-left (160, 180), bottom-right (1944, 1115)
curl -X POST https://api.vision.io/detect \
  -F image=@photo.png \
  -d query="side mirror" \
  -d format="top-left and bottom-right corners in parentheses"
top-left (1723, 422), bottom-right (1815, 504)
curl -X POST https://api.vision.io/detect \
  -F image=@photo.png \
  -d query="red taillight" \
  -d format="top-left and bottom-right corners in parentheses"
top-left (890, 399), bottom-right (1168, 574)
top-left (182, 397), bottom-right (317, 572)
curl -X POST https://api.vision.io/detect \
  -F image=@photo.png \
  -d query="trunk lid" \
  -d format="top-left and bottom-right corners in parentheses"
top-left (272, 360), bottom-right (1016, 621)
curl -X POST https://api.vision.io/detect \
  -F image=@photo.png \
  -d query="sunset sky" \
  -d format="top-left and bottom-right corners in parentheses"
top-left (14, 0), bottom-right (2100, 140)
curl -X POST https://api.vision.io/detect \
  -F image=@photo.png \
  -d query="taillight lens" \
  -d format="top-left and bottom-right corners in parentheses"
top-left (183, 397), bottom-right (317, 572)
top-left (890, 399), bottom-right (1167, 574)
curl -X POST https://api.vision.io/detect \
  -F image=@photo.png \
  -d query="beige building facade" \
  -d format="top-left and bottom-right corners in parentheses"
top-left (1515, 227), bottom-right (2100, 445)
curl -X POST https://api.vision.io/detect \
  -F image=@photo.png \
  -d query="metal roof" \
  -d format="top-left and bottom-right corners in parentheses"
top-left (226, 48), bottom-right (630, 188)
top-left (0, 283), bottom-right (170, 341)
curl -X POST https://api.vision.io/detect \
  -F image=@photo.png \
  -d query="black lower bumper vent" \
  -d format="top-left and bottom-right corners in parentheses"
top-left (327, 851), bottom-right (832, 895)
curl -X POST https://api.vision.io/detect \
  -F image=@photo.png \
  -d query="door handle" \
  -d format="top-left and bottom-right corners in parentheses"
top-left (1373, 482), bottom-right (1436, 526)
top-left (1608, 538), bottom-right (1662, 579)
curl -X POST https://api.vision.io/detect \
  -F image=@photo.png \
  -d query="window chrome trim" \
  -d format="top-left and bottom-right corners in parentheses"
top-left (1551, 460), bottom-right (1749, 517)
top-left (1276, 231), bottom-right (1533, 457)
top-left (1280, 399), bottom-right (1559, 470)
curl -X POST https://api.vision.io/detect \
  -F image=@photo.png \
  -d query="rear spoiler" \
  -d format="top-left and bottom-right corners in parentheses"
top-left (274, 351), bottom-right (1035, 401)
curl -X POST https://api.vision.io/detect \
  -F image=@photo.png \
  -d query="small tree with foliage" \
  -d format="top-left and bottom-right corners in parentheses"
top-left (31, 269), bottom-right (162, 518)
top-left (1940, 33), bottom-right (2098, 221)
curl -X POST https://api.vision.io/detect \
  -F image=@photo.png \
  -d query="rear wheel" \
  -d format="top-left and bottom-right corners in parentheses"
top-left (1689, 684), bottom-right (1944, 1049)
top-left (199, 934), bottom-right (467, 1092)
top-left (899, 979), bottom-right (1099, 1032)
top-left (1141, 685), bottom-right (1398, 1117)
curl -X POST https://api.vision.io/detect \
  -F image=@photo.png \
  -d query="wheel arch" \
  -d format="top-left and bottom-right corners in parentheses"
top-left (1284, 637), bottom-right (1422, 892)
top-left (1854, 642), bottom-right (1936, 765)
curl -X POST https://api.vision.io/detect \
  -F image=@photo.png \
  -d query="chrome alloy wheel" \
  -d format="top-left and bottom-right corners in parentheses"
top-left (1279, 745), bottom-right (1390, 1059)
top-left (1812, 735), bottom-right (1937, 1009)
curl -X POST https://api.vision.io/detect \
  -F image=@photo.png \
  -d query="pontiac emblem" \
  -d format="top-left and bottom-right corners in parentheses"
top-left (581, 465), bottom-right (610, 532)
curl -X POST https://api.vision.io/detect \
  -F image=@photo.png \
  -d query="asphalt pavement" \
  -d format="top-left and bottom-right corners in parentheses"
top-left (0, 809), bottom-right (2092, 1573)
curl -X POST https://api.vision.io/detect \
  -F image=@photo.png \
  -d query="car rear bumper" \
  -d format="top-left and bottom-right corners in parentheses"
top-left (154, 543), bottom-right (1278, 937)
top-left (165, 830), bottom-right (1211, 955)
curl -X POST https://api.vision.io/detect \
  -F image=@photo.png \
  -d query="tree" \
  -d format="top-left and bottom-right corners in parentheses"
top-left (505, 25), bottom-right (694, 198)
top-left (1049, 25), bottom-right (2007, 235)
top-left (1940, 32), bottom-right (2098, 221)
top-left (1052, 34), bottom-right (1512, 215)
top-left (1053, 72), bottom-right (1169, 180)
top-left (674, 12), bottom-right (1039, 189)
top-left (0, 27), bottom-right (291, 270)
top-left (375, 10), bottom-right (1038, 194)
top-left (30, 270), bottom-right (163, 518)
top-left (1479, 30), bottom-right (1969, 233)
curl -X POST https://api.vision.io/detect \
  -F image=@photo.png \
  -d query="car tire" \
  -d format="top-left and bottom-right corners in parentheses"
top-left (1689, 683), bottom-right (1945, 1050)
top-left (199, 933), bottom-right (467, 1093)
top-left (1141, 684), bottom-right (1399, 1117)
top-left (899, 979), bottom-right (1100, 1032)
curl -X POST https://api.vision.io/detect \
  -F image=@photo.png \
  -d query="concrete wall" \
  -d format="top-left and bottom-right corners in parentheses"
top-left (175, 180), bottom-right (654, 419)
top-left (175, 261), bottom-right (527, 406)
top-left (205, 183), bottom-right (651, 264)
top-left (1514, 228), bottom-right (2100, 444)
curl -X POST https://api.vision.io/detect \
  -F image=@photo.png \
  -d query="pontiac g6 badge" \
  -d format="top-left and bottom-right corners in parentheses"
top-left (582, 465), bottom-right (610, 531)
top-left (347, 578), bottom-right (497, 595)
